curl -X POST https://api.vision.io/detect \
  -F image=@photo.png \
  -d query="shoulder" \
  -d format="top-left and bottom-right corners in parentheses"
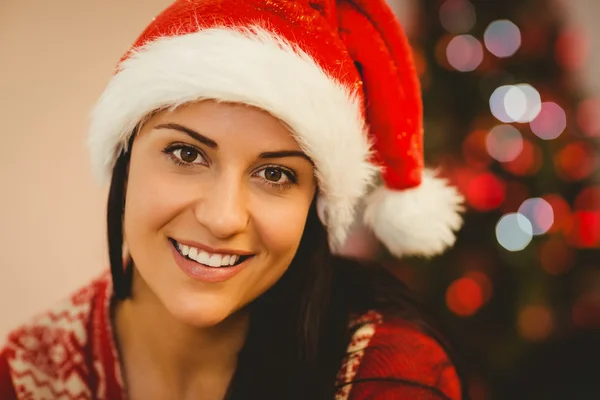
top-left (336, 310), bottom-right (462, 400)
top-left (0, 273), bottom-right (113, 399)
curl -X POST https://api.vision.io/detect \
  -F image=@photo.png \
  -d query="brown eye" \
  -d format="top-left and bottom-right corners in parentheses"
top-left (264, 167), bottom-right (282, 182)
top-left (173, 147), bottom-right (204, 164)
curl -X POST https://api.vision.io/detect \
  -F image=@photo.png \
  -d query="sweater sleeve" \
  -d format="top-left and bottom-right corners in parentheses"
top-left (337, 313), bottom-right (462, 400)
top-left (0, 348), bottom-right (18, 400)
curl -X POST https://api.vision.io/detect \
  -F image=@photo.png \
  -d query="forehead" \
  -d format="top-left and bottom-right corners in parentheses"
top-left (142, 101), bottom-right (301, 150)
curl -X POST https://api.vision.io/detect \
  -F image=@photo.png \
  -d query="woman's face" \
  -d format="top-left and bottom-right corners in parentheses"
top-left (124, 101), bottom-right (317, 327)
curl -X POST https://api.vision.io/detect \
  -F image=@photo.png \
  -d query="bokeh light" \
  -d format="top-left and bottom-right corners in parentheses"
top-left (465, 271), bottom-right (494, 303)
top-left (567, 211), bottom-right (600, 248)
top-left (466, 172), bottom-right (506, 211)
top-left (554, 141), bottom-right (598, 181)
top-left (439, 0), bottom-right (476, 34)
top-left (463, 129), bottom-right (493, 168)
top-left (489, 85), bottom-right (513, 122)
top-left (555, 28), bottom-right (589, 70)
top-left (501, 138), bottom-right (542, 176)
top-left (530, 102), bottom-right (567, 140)
top-left (539, 236), bottom-right (575, 275)
top-left (490, 84), bottom-right (541, 123)
top-left (572, 292), bottom-right (600, 329)
top-left (543, 194), bottom-right (572, 234)
top-left (446, 35), bottom-right (484, 72)
top-left (446, 277), bottom-right (484, 317)
top-left (518, 197), bottom-right (554, 235)
top-left (506, 84), bottom-right (542, 122)
top-left (485, 124), bottom-right (523, 162)
top-left (496, 213), bottom-right (533, 251)
top-left (517, 305), bottom-right (554, 342)
top-left (484, 20), bottom-right (521, 58)
top-left (574, 186), bottom-right (600, 211)
top-left (576, 98), bottom-right (600, 137)
top-left (500, 181), bottom-right (530, 214)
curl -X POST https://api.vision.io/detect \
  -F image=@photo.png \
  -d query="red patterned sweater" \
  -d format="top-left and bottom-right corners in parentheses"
top-left (0, 274), bottom-right (461, 399)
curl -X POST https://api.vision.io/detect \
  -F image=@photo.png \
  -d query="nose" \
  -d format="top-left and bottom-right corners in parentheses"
top-left (193, 173), bottom-right (250, 239)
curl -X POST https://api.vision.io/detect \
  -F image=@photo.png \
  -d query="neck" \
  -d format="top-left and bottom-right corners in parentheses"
top-left (114, 269), bottom-right (249, 398)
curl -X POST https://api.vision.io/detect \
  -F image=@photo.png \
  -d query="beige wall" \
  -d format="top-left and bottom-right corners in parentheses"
top-left (0, 1), bottom-right (174, 339)
top-left (0, 1), bottom-right (598, 340)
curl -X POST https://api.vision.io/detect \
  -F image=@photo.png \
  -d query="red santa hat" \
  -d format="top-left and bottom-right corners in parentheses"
top-left (89, 0), bottom-right (464, 258)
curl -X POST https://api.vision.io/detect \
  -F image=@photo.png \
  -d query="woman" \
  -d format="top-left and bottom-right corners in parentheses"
top-left (0, 0), bottom-right (465, 399)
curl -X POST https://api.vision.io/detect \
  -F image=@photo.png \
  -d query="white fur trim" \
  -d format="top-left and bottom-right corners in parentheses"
top-left (363, 169), bottom-right (465, 258)
top-left (89, 26), bottom-right (378, 249)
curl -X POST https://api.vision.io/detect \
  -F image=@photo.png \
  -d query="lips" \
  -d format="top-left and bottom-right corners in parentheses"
top-left (169, 238), bottom-right (254, 283)
top-left (171, 239), bottom-right (250, 268)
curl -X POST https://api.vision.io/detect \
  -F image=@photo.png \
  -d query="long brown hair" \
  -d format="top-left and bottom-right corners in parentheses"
top-left (106, 145), bottom-right (468, 399)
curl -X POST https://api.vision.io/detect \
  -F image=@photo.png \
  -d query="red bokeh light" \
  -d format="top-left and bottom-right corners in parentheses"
top-left (502, 139), bottom-right (542, 176)
top-left (572, 293), bottom-right (600, 329)
top-left (576, 98), bottom-right (600, 137)
top-left (500, 181), bottom-right (530, 213)
top-left (554, 142), bottom-right (598, 181)
top-left (543, 194), bottom-right (572, 234)
top-left (446, 277), bottom-right (484, 317)
top-left (465, 271), bottom-right (493, 302)
top-left (518, 305), bottom-right (554, 342)
top-left (539, 236), bottom-right (575, 275)
top-left (566, 211), bottom-right (600, 248)
top-left (574, 186), bottom-right (600, 211)
top-left (434, 34), bottom-right (455, 70)
top-left (465, 172), bottom-right (506, 211)
top-left (462, 129), bottom-right (493, 169)
top-left (555, 28), bottom-right (589, 71)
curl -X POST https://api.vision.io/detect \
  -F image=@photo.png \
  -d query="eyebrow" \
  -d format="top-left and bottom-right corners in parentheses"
top-left (154, 123), bottom-right (218, 148)
top-left (154, 122), bottom-right (312, 164)
top-left (259, 150), bottom-right (314, 165)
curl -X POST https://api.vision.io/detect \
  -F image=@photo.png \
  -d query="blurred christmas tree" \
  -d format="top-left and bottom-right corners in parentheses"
top-left (385, 0), bottom-right (600, 398)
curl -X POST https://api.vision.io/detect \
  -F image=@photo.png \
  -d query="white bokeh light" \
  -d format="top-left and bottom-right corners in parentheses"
top-left (446, 35), bottom-right (484, 72)
top-left (484, 20), bottom-right (522, 58)
top-left (518, 198), bottom-right (554, 235)
top-left (490, 84), bottom-right (541, 123)
top-left (490, 85), bottom-right (513, 122)
top-left (486, 124), bottom-right (524, 162)
top-left (496, 213), bottom-right (533, 251)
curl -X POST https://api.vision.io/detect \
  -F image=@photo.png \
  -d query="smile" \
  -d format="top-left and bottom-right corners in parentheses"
top-left (170, 239), bottom-right (251, 268)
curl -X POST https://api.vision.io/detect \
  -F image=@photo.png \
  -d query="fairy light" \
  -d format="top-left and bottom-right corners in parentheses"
top-left (446, 277), bottom-right (484, 317)
top-left (484, 20), bottom-right (521, 58)
top-left (446, 35), bottom-right (484, 72)
top-left (496, 213), bottom-right (533, 251)
top-left (439, 0), bottom-right (476, 34)
top-left (518, 305), bottom-right (554, 341)
top-left (530, 102), bottom-right (567, 140)
top-left (518, 197), bottom-right (554, 235)
top-left (490, 84), bottom-right (541, 123)
top-left (485, 124), bottom-right (523, 162)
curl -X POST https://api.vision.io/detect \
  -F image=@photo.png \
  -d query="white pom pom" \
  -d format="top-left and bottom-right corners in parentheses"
top-left (363, 169), bottom-right (465, 258)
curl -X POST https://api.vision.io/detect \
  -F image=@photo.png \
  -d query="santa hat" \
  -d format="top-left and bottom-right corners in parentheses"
top-left (89, 0), bottom-right (464, 258)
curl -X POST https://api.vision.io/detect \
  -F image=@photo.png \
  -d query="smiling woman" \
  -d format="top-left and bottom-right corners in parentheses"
top-left (0, 1), bottom-right (465, 399)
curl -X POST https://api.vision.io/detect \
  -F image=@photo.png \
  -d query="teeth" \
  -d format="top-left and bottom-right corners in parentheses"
top-left (181, 245), bottom-right (190, 257)
top-left (176, 241), bottom-right (247, 267)
top-left (208, 254), bottom-right (222, 267)
top-left (197, 251), bottom-right (210, 265)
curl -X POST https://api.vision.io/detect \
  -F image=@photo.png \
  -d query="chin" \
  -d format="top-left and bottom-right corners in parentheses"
top-left (164, 291), bottom-right (239, 328)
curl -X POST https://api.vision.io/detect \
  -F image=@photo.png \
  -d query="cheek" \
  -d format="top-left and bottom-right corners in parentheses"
top-left (251, 196), bottom-right (312, 271)
top-left (124, 157), bottom-right (191, 248)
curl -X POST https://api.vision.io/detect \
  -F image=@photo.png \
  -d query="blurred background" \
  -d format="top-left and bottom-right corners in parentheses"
top-left (1, 1), bottom-right (599, 399)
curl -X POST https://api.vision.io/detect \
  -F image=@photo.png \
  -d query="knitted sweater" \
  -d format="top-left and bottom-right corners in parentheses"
top-left (0, 274), bottom-right (461, 399)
